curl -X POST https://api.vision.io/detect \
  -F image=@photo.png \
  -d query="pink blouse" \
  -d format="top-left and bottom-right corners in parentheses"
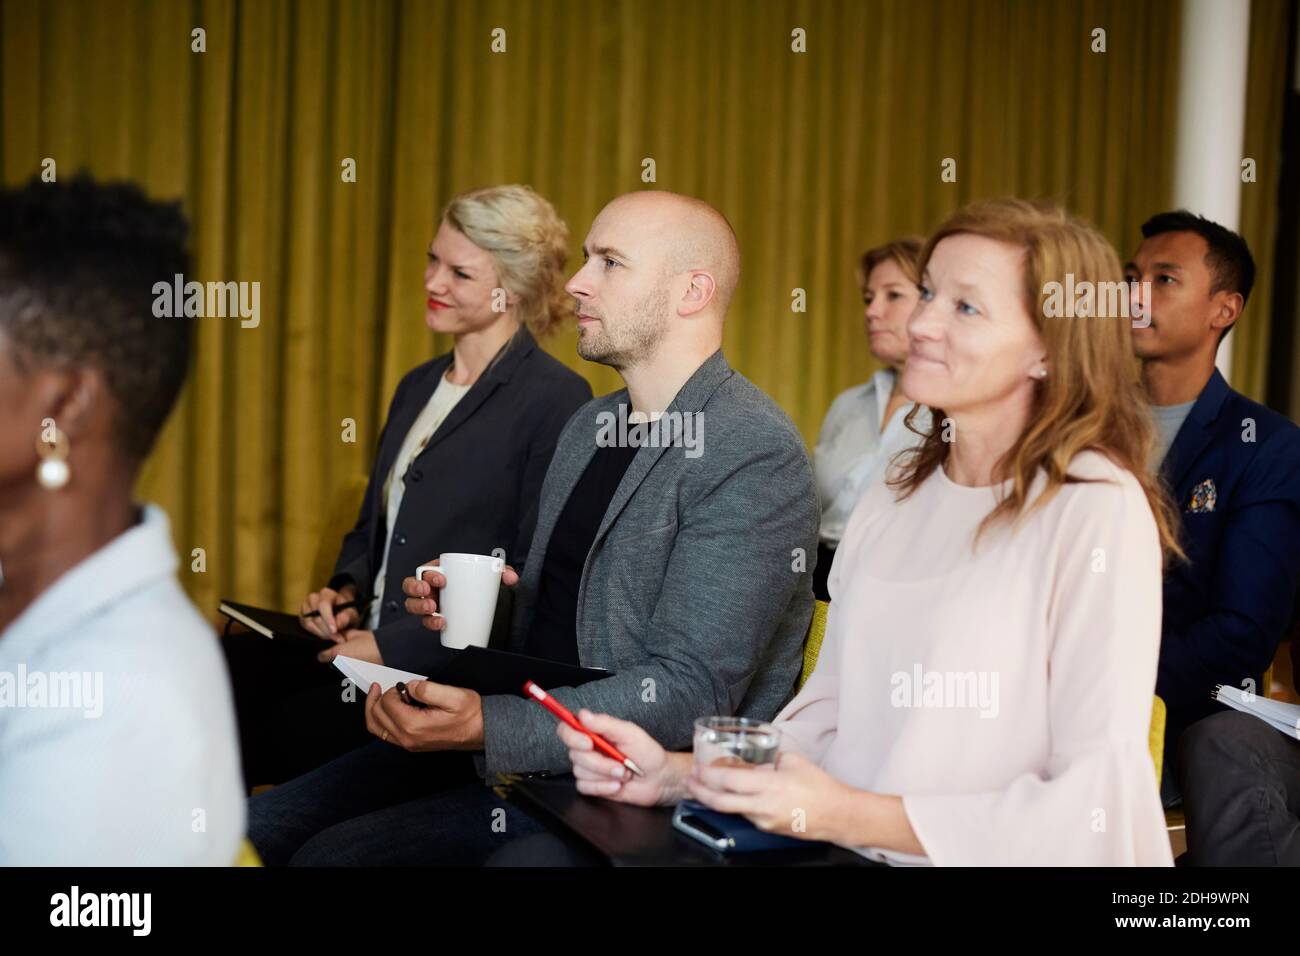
top-left (775, 450), bottom-right (1172, 865)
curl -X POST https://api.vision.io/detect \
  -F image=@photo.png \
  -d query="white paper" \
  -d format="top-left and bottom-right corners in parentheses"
top-left (333, 656), bottom-right (427, 694)
top-left (1215, 684), bottom-right (1300, 740)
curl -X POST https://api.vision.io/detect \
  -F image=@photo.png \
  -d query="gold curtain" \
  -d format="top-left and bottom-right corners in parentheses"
top-left (1235, 0), bottom-right (1292, 403)
top-left (0, 0), bottom-right (1284, 616)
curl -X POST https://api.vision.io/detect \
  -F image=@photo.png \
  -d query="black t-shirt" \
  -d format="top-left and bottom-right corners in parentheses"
top-left (522, 443), bottom-right (641, 664)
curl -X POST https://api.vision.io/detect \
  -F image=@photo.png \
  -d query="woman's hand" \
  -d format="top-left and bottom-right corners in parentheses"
top-left (687, 750), bottom-right (857, 843)
top-left (299, 583), bottom-right (359, 639)
top-left (558, 710), bottom-right (689, 807)
top-left (401, 558), bottom-right (519, 632)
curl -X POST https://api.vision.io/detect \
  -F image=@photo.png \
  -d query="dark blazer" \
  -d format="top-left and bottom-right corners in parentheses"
top-left (328, 328), bottom-right (592, 671)
top-left (1157, 368), bottom-right (1300, 751)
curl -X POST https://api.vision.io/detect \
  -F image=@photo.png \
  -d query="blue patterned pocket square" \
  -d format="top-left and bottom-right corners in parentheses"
top-left (1187, 478), bottom-right (1217, 513)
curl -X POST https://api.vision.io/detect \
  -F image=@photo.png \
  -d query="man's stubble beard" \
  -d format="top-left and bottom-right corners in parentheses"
top-left (577, 285), bottom-right (670, 369)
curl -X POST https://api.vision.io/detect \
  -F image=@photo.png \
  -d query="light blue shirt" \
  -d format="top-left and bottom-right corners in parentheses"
top-left (814, 368), bottom-right (931, 546)
top-left (0, 505), bottom-right (245, 864)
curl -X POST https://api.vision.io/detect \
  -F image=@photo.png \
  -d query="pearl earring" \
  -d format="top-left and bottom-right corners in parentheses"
top-left (36, 428), bottom-right (70, 490)
top-left (1035, 368), bottom-right (1048, 379)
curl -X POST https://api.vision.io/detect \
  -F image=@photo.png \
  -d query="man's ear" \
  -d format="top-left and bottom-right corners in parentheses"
top-left (1211, 290), bottom-right (1244, 337)
top-left (678, 270), bottom-right (717, 317)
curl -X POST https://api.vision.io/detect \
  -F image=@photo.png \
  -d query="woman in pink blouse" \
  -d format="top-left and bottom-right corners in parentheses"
top-left (556, 199), bottom-right (1183, 866)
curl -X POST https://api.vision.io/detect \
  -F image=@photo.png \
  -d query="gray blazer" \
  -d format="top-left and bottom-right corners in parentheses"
top-left (479, 350), bottom-right (819, 775)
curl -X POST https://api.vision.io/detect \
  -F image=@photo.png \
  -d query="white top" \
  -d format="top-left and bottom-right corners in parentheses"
top-left (776, 450), bottom-right (1172, 866)
top-left (0, 505), bottom-right (245, 865)
top-left (368, 372), bottom-right (471, 628)
top-left (813, 369), bottom-right (931, 546)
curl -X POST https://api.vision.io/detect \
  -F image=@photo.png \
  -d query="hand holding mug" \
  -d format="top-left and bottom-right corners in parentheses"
top-left (400, 555), bottom-right (518, 638)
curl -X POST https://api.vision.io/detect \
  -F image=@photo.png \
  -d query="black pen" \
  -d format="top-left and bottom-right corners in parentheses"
top-left (304, 599), bottom-right (367, 619)
top-left (396, 681), bottom-right (429, 709)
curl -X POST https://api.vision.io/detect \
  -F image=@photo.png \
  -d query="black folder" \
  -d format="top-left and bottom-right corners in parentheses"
top-left (221, 599), bottom-right (610, 697)
top-left (218, 599), bottom-right (331, 646)
top-left (427, 646), bottom-right (609, 698)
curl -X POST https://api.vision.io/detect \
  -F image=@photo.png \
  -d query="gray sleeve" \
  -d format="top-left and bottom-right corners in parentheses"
top-left (479, 435), bottom-right (818, 775)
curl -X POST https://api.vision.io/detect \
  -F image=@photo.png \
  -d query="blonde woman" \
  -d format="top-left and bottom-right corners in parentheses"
top-left (813, 237), bottom-right (930, 599)
top-left (224, 185), bottom-right (591, 788)
top-left (558, 199), bottom-right (1181, 866)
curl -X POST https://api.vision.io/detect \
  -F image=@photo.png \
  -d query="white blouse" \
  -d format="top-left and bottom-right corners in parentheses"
top-left (0, 506), bottom-right (245, 864)
top-left (367, 372), bottom-right (471, 628)
top-left (776, 450), bottom-right (1172, 866)
top-left (813, 369), bottom-right (930, 546)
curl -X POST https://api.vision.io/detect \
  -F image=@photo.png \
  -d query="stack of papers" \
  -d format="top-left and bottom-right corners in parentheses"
top-left (333, 656), bottom-right (427, 694)
top-left (1213, 684), bottom-right (1300, 739)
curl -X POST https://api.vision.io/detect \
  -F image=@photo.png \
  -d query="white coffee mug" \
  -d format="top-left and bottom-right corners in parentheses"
top-left (416, 553), bottom-right (504, 650)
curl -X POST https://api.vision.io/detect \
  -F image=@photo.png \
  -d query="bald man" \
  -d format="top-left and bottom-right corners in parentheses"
top-left (249, 191), bottom-right (820, 865)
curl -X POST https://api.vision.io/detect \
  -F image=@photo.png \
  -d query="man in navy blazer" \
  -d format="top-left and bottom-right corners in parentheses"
top-left (1124, 211), bottom-right (1300, 810)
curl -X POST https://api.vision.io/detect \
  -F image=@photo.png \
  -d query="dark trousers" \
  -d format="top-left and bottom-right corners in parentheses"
top-left (247, 740), bottom-right (554, 865)
top-left (1180, 710), bottom-right (1300, 865)
top-left (220, 628), bottom-right (375, 790)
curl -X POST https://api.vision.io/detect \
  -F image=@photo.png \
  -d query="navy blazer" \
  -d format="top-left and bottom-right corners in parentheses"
top-left (328, 329), bottom-right (592, 671)
top-left (1156, 368), bottom-right (1300, 748)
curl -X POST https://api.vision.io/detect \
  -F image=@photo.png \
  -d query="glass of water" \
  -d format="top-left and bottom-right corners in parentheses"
top-left (693, 716), bottom-right (781, 769)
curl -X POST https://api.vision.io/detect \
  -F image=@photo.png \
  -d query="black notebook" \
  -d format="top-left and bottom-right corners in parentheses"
top-left (328, 643), bottom-right (611, 698)
top-left (224, 599), bottom-right (609, 696)
top-left (428, 646), bottom-right (609, 697)
top-left (218, 600), bottom-right (331, 646)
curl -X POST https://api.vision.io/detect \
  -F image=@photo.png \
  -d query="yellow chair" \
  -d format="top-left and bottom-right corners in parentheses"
top-left (1149, 695), bottom-right (1165, 786)
top-left (796, 601), bottom-right (1169, 783)
top-left (234, 838), bottom-right (262, 867)
top-left (308, 475), bottom-right (370, 591)
top-left (797, 600), bottom-right (830, 691)
top-left (1156, 696), bottom-right (1185, 842)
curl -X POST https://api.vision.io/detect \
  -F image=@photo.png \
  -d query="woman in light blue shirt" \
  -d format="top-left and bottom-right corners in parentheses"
top-left (812, 238), bottom-right (930, 599)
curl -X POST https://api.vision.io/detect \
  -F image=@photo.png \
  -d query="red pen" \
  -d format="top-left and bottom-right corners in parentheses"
top-left (523, 680), bottom-right (644, 776)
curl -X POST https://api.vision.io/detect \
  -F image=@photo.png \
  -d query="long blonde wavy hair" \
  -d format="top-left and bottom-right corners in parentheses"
top-left (888, 198), bottom-right (1184, 565)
